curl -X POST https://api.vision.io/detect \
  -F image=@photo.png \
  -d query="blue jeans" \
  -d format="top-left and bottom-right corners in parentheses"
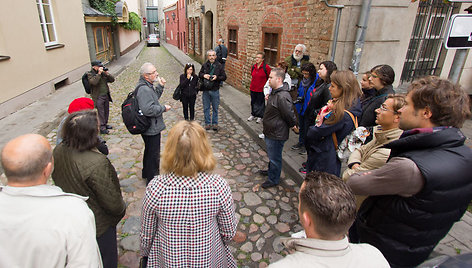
top-left (265, 137), bottom-right (286, 185)
top-left (202, 90), bottom-right (220, 125)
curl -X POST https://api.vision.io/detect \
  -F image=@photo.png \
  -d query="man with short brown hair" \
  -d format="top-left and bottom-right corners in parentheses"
top-left (348, 76), bottom-right (472, 267)
top-left (269, 171), bottom-right (388, 267)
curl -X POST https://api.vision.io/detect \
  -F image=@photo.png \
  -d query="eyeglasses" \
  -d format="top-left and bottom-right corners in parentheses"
top-left (379, 104), bottom-right (395, 113)
top-left (186, 63), bottom-right (194, 67)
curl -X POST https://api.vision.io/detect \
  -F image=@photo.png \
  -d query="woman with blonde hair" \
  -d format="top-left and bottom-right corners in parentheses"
top-left (140, 120), bottom-right (237, 267)
top-left (305, 70), bottom-right (362, 176)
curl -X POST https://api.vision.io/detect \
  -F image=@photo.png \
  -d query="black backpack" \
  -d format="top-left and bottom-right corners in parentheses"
top-left (82, 72), bottom-right (91, 94)
top-left (251, 63), bottom-right (269, 79)
top-left (121, 86), bottom-right (151, 135)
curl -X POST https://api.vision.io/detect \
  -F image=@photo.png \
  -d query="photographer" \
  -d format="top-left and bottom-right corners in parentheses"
top-left (88, 60), bottom-right (115, 134)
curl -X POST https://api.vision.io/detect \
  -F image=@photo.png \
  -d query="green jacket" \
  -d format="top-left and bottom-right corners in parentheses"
top-left (87, 69), bottom-right (115, 101)
top-left (285, 55), bottom-right (310, 82)
top-left (52, 143), bottom-right (126, 237)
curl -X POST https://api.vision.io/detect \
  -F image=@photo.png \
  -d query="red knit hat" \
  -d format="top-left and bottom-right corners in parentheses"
top-left (68, 97), bottom-right (94, 114)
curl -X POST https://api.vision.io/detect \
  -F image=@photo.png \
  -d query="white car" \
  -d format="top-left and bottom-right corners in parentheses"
top-left (146, 34), bottom-right (160, 47)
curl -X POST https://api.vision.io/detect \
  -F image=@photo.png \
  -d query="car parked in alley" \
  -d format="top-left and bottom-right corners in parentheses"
top-left (146, 34), bottom-right (160, 47)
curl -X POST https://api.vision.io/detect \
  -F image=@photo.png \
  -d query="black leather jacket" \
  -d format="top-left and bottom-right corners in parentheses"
top-left (262, 83), bottom-right (298, 141)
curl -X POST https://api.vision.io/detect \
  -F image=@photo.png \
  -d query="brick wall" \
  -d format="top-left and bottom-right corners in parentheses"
top-left (217, 0), bottom-right (336, 92)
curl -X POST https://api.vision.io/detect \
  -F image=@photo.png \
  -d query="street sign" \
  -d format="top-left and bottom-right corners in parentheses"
top-left (444, 14), bottom-right (472, 49)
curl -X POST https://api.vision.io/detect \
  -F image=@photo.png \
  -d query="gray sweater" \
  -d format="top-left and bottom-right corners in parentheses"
top-left (136, 76), bottom-right (166, 136)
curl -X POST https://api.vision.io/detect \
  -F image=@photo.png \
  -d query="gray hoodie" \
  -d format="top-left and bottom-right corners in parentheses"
top-left (135, 76), bottom-right (166, 136)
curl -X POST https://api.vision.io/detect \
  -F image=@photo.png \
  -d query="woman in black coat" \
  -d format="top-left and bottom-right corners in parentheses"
top-left (178, 63), bottom-right (199, 120)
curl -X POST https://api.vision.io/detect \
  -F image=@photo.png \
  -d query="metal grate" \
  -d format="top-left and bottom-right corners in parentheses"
top-left (400, 0), bottom-right (455, 83)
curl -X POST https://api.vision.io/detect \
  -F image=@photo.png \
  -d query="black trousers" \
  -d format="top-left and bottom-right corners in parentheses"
top-left (95, 94), bottom-right (110, 131)
top-left (250, 91), bottom-right (265, 118)
top-left (97, 226), bottom-right (118, 268)
top-left (141, 133), bottom-right (161, 185)
top-left (181, 95), bottom-right (196, 120)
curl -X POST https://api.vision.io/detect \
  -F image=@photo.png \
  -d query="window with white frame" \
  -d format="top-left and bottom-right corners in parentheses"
top-left (36, 0), bottom-right (57, 46)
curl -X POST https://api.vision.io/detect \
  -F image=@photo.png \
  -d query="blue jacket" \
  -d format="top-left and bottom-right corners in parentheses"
top-left (295, 74), bottom-right (319, 116)
top-left (305, 99), bottom-right (362, 176)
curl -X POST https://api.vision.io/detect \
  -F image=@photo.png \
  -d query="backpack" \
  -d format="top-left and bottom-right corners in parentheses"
top-left (252, 63), bottom-right (269, 79)
top-left (332, 110), bottom-right (370, 161)
top-left (121, 86), bottom-right (151, 135)
top-left (82, 72), bottom-right (91, 94)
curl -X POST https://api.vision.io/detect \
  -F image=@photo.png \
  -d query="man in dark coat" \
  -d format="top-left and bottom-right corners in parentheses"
top-left (198, 49), bottom-right (226, 131)
top-left (88, 60), bottom-right (114, 134)
top-left (347, 76), bottom-right (472, 267)
top-left (259, 68), bottom-right (298, 188)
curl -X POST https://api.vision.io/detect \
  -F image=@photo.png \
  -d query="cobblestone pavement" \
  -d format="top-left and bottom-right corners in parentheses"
top-left (42, 46), bottom-right (301, 268)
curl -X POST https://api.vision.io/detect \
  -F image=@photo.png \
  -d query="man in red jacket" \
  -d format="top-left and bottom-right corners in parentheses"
top-left (248, 52), bottom-right (271, 124)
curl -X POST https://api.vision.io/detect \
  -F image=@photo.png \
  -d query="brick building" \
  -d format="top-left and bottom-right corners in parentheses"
top-left (216, 0), bottom-right (472, 94)
top-left (216, 0), bottom-right (335, 91)
top-left (163, 3), bottom-right (178, 47)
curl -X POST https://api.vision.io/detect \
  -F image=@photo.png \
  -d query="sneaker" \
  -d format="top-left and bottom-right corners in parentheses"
top-left (258, 170), bottom-right (268, 176)
top-left (299, 148), bottom-right (307, 155)
top-left (205, 125), bottom-right (211, 130)
top-left (256, 117), bottom-right (262, 124)
top-left (259, 133), bottom-right (265, 139)
top-left (100, 129), bottom-right (109, 134)
top-left (212, 125), bottom-right (219, 131)
top-left (247, 115), bottom-right (255, 121)
top-left (291, 143), bottom-right (303, 150)
top-left (261, 181), bottom-right (278, 189)
top-left (106, 125), bottom-right (113, 129)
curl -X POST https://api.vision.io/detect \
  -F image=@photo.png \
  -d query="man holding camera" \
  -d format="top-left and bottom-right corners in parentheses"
top-left (88, 60), bottom-right (115, 134)
top-left (198, 50), bottom-right (226, 131)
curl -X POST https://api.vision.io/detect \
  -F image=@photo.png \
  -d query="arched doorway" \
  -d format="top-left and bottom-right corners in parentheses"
top-left (204, 11), bottom-right (213, 54)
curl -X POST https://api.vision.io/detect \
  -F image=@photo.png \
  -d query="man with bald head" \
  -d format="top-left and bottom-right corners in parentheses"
top-left (0, 134), bottom-right (102, 267)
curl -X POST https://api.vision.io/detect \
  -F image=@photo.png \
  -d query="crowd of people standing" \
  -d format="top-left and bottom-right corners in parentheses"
top-left (1, 40), bottom-right (471, 268)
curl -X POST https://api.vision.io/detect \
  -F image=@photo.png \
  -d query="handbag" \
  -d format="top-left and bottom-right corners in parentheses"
top-left (202, 78), bottom-right (216, 91)
top-left (332, 110), bottom-right (370, 161)
top-left (172, 85), bottom-right (182, 100)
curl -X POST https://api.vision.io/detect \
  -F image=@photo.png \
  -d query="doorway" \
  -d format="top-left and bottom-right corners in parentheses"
top-left (93, 26), bottom-right (113, 63)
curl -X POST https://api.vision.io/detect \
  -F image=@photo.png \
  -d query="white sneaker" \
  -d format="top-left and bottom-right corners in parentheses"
top-left (259, 134), bottom-right (265, 139)
top-left (247, 115), bottom-right (255, 121)
top-left (256, 118), bottom-right (262, 124)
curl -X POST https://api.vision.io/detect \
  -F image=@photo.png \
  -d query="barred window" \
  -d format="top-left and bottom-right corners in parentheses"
top-left (262, 28), bottom-right (281, 66)
top-left (228, 26), bottom-right (238, 57)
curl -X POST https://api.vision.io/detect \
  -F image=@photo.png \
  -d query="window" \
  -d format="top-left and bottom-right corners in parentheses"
top-left (228, 26), bottom-right (238, 57)
top-left (36, 0), bottom-right (57, 46)
top-left (262, 28), bottom-right (282, 66)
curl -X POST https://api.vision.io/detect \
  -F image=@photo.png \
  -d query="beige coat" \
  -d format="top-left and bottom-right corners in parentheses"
top-left (342, 126), bottom-right (403, 207)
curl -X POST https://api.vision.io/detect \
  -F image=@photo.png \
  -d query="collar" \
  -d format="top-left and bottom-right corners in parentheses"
top-left (400, 126), bottom-right (450, 139)
top-left (0, 184), bottom-right (88, 200)
top-left (282, 236), bottom-right (351, 257)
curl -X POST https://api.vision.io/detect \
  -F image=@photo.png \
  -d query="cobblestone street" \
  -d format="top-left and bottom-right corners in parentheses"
top-left (43, 46), bottom-right (301, 268)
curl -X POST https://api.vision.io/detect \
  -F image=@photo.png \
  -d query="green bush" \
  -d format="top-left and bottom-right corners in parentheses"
top-left (121, 12), bottom-right (141, 31)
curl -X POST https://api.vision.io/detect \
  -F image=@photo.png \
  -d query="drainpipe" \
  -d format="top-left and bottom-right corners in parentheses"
top-left (448, 49), bottom-right (468, 84)
top-left (322, 0), bottom-right (344, 62)
top-left (350, 0), bottom-right (373, 76)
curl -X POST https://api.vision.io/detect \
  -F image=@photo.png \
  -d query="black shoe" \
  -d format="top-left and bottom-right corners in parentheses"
top-left (100, 129), bottom-right (109, 134)
top-left (258, 170), bottom-right (268, 176)
top-left (261, 181), bottom-right (278, 189)
top-left (291, 143), bottom-right (303, 150)
top-left (106, 125), bottom-right (113, 129)
top-left (213, 125), bottom-right (219, 131)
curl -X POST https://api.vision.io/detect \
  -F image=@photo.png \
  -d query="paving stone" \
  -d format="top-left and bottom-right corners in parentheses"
top-left (250, 234), bottom-right (261, 242)
top-left (244, 192), bottom-right (262, 206)
top-left (232, 192), bottom-right (242, 201)
top-left (249, 224), bottom-right (258, 233)
top-left (259, 192), bottom-right (273, 199)
top-left (256, 206), bottom-right (271, 215)
top-left (118, 251), bottom-right (140, 268)
top-left (269, 253), bottom-right (284, 264)
top-left (240, 208), bottom-right (252, 216)
top-left (256, 237), bottom-right (266, 251)
top-left (266, 200), bottom-right (277, 208)
top-left (120, 177), bottom-right (139, 187)
top-left (275, 222), bottom-right (290, 233)
top-left (237, 253), bottom-right (247, 260)
top-left (264, 230), bottom-right (274, 239)
top-left (251, 252), bottom-right (262, 262)
top-left (120, 235), bottom-right (140, 251)
top-left (279, 202), bottom-right (292, 211)
top-left (259, 262), bottom-right (269, 268)
top-left (260, 223), bottom-right (270, 233)
top-left (254, 214), bottom-right (265, 224)
top-left (267, 215), bottom-right (277, 225)
top-left (272, 236), bottom-right (285, 253)
top-left (241, 242), bottom-right (254, 252)
top-left (280, 211), bottom-right (298, 224)
top-left (122, 216), bottom-right (141, 234)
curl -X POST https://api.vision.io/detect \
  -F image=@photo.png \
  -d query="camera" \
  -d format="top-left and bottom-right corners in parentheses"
top-left (293, 96), bottom-right (304, 104)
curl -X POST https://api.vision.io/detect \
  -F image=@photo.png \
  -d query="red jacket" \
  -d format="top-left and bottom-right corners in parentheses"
top-left (250, 62), bottom-right (271, 92)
